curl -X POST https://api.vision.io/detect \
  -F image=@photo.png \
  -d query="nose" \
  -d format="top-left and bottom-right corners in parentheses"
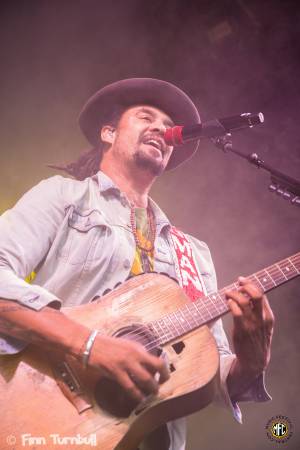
top-left (149, 119), bottom-right (167, 135)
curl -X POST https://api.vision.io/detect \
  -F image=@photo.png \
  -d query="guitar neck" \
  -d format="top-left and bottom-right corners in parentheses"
top-left (150, 252), bottom-right (300, 345)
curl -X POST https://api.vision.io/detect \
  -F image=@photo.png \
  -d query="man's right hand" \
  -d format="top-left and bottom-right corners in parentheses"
top-left (86, 335), bottom-right (170, 402)
top-left (0, 301), bottom-right (169, 403)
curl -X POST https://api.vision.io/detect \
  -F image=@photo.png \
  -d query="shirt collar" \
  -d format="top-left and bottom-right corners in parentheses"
top-left (94, 170), bottom-right (121, 194)
top-left (94, 170), bottom-right (171, 233)
top-left (148, 197), bottom-right (171, 229)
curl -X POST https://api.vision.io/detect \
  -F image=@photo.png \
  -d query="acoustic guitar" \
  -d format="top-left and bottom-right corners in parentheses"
top-left (0, 252), bottom-right (299, 450)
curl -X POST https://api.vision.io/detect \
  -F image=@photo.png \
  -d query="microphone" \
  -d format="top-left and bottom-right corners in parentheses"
top-left (164, 112), bottom-right (264, 146)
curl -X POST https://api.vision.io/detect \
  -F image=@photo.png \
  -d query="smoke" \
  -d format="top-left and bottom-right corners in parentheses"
top-left (0, 1), bottom-right (299, 448)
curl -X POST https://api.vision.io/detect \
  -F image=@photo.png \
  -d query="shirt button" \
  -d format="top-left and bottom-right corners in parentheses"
top-left (28, 295), bottom-right (39, 303)
top-left (123, 259), bottom-right (131, 269)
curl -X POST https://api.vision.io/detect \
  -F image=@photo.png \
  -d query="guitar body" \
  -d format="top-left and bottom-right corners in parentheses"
top-left (0, 273), bottom-right (219, 450)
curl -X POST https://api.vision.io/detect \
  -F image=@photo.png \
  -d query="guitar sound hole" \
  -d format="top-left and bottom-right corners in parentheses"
top-left (94, 324), bottom-right (160, 418)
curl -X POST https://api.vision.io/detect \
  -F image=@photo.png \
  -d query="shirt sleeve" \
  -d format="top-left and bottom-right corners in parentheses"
top-left (209, 318), bottom-right (271, 424)
top-left (187, 235), bottom-right (271, 423)
top-left (0, 176), bottom-right (66, 354)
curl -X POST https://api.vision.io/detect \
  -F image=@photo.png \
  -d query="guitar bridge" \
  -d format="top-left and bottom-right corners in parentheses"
top-left (56, 361), bottom-right (81, 393)
top-left (52, 360), bottom-right (93, 414)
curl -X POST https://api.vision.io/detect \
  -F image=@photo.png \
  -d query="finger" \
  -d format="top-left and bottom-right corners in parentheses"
top-left (262, 295), bottom-right (275, 327)
top-left (227, 298), bottom-right (243, 317)
top-left (238, 276), bottom-right (249, 286)
top-left (238, 281), bottom-right (263, 299)
top-left (225, 289), bottom-right (251, 310)
top-left (143, 353), bottom-right (170, 384)
top-left (238, 283), bottom-right (264, 313)
top-left (130, 364), bottom-right (159, 396)
top-left (117, 371), bottom-right (145, 403)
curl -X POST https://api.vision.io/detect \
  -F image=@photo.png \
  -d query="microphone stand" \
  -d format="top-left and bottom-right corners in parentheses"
top-left (211, 134), bottom-right (300, 206)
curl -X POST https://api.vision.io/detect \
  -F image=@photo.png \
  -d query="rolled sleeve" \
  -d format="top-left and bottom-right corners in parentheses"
top-left (0, 176), bottom-right (65, 305)
top-left (0, 268), bottom-right (61, 310)
top-left (210, 319), bottom-right (271, 424)
top-left (0, 176), bottom-right (66, 354)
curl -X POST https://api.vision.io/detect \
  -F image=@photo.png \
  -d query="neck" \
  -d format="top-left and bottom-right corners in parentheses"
top-left (100, 157), bottom-right (156, 208)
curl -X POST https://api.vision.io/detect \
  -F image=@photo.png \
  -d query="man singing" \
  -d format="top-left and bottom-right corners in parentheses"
top-left (0, 78), bottom-right (274, 449)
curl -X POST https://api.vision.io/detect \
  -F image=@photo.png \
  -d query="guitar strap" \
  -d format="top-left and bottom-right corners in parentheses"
top-left (169, 226), bottom-right (207, 302)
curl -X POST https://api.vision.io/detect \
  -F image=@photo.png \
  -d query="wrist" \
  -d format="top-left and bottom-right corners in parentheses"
top-left (227, 358), bottom-right (262, 400)
top-left (80, 329), bottom-right (99, 369)
top-left (64, 323), bottom-right (92, 360)
top-left (235, 356), bottom-right (265, 378)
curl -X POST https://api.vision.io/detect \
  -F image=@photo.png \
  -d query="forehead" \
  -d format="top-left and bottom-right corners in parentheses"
top-left (122, 105), bottom-right (174, 127)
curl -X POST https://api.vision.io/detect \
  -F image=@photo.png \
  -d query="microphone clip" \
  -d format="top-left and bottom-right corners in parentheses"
top-left (211, 133), bottom-right (233, 152)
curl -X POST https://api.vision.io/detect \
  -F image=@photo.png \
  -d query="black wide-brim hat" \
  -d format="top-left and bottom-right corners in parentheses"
top-left (78, 78), bottom-right (200, 171)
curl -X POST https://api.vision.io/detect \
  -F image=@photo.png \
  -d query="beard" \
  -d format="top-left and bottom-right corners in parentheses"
top-left (133, 149), bottom-right (165, 176)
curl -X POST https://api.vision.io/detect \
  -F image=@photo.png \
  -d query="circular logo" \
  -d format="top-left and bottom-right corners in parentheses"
top-left (265, 415), bottom-right (293, 443)
top-left (6, 435), bottom-right (17, 445)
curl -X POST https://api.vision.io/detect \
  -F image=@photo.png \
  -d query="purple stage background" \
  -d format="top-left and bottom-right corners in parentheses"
top-left (0, 1), bottom-right (299, 449)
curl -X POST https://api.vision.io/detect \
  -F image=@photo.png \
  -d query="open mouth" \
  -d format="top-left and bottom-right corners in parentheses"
top-left (142, 138), bottom-right (164, 154)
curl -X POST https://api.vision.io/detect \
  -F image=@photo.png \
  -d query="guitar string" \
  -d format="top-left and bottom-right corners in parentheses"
top-left (108, 255), bottom-right (300, 352)
top-left (106, 255), bottom-right (300, 353)
top-left (115, 255), bottom-right (300, 345)
top-left (119, 257), bottom-right (300, 354)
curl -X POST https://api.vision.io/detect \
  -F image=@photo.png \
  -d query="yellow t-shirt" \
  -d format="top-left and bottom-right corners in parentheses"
top-left (130, 208), bottom-right (154, 275)
top-left (25, 271), bottom-right (36, 283)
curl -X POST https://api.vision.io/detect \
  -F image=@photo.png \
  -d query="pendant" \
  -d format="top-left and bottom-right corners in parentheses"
top-left (141, 250), bottom-right (151, 273)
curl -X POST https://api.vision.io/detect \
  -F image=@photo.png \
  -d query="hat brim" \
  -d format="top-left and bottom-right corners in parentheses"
top-left (78, 78), bottom-right (200, 171)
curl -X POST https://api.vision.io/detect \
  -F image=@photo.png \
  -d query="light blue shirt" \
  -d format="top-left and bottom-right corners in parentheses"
top-left (0, 171), bottom-right (271, 449)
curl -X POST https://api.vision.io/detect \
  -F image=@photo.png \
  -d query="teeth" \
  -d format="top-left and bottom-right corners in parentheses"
top-left (145, 139), bottom-right (161, 150)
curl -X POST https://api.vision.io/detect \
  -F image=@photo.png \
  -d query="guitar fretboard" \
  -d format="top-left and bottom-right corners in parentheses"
top-left (150, 252), bottom-right (300, 345)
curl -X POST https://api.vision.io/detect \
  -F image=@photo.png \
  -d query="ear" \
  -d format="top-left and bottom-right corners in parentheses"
top-left (100, 125), bottom-right (116, 145)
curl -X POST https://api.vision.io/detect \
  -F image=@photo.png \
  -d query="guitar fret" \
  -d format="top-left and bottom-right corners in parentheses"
top-left (168, 313), bottom-right (181, 337)
top-left (185, 302), bottom-right (199, 329)
top-left (202, 302), bottom-right (214, 320)
top-left (204, 295), bottom-right (221, 316)
top-left (208, 293), bottom-right (227, 315)
top-left (149, 322), bottom-right (164, 343)
top-left (264, 268), bottom-right (277, 286)
top-left (255, 270), bottom-right (276, 291)
top-left (194, 301), bottom-right (213, 323)
top-left (173, 310), bottom-right (188, 334)
top-left (157, 314), bottom-right (178, 342)
top-left (164, 315), bottom-right (178, 340)
top-left (156, 319), bottom-right (168, 339)
top-left (178, 308), bottom-right (193, 331)
top-left (190, 302), bottom-right (204, 327)
top-left (275, 263), bottom-right (288, 281)
top-left (253, 274), bottom-right (265, 291)
top-left (193, 302), bottom-right (206, 325)
top-left (287, 258), bottom-right (300, 274)
top-left (278, 260), bottom-right (298, 280)
top-left (153, 252), bottom-right (300, 346)
top-left (288, 258), bottom-right (299, 274)
top-left (217, 292), bottom-right (228, 311)
top-left (183, 303), bottom-right (198, 329)
top-left (162, 317), bottom-right (174, 339)
top-left (156, 318), bottom-right (172, 340)
top-left (151, 322), bottom-right (164, 342)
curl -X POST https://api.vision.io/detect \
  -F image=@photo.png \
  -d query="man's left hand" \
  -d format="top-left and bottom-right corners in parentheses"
top-left (225, 277), bottom-right (275, 377)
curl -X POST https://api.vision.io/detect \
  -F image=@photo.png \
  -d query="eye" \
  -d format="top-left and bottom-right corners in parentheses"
top-left (140, 115), bottom-right (152, 122)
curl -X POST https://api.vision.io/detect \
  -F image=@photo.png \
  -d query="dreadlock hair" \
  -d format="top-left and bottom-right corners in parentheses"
top-left (47, 106), bottom-right (125, 181)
